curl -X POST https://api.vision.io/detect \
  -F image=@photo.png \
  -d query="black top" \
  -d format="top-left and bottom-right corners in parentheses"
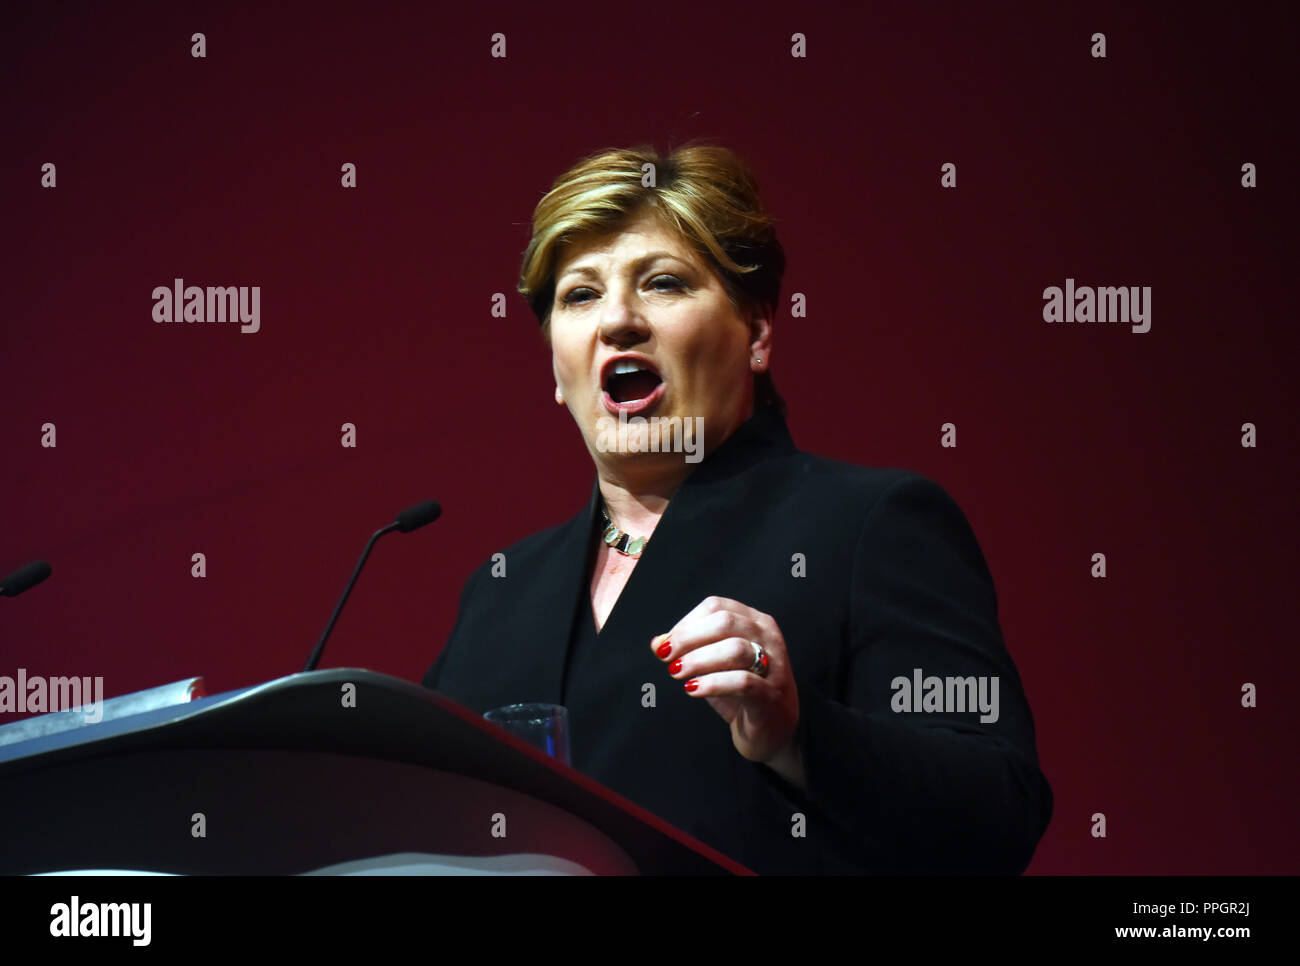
top-left (558, 551), bottom-right (807, 870)
top-left (424, 406), bottom-right (1053, 874)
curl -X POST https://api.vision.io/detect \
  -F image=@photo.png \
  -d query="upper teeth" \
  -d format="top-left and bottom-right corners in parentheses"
top-left (611, 361), bottom-right (648, 376)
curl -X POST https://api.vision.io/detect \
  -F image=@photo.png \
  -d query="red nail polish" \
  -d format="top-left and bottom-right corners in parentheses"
top-left (656, 638), bottom-right (672, 659)
top-left (668, 660), bottom-right (682, 675)
top-left (684, 679), bottom-right (699, 693)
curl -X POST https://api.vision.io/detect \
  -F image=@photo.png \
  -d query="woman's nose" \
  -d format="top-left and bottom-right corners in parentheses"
top-left (598, 288), bottom-right (651, 345)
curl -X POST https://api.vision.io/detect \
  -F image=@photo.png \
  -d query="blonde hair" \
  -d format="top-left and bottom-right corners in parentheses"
top-left (517, 140), bottom-right (787, 411)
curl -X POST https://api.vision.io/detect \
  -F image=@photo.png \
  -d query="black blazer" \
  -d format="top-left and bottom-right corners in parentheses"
top-left (424, 406), bottom-right (1053, 874)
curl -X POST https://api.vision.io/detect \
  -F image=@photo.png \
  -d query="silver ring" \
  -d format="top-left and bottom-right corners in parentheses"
top-left (748, 641), bottom-right (769, 677)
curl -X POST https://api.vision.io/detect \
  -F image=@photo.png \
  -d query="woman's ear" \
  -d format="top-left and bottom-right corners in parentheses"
top-left (748, 310), bottom-right (773, 372)
top-left (551, 355), bottom-right (565, 405)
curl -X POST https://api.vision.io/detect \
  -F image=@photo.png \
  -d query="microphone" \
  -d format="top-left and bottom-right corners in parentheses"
top-left (302, 500), bottom-right (441, 673)
top-left (1, 560), bottom-right (52, 598)
top-left (395, 500), bottom-right (441, 533)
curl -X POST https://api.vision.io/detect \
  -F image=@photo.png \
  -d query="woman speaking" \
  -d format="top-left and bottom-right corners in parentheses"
top-left (424, 142), bottom-right (1053, 874)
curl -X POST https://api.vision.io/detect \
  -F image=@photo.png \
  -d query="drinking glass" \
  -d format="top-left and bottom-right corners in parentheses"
top-left (483, 703), bottom-right (570, 765)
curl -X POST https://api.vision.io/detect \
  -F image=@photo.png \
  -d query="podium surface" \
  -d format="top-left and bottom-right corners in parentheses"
top-left (0, 669), bottom-right (748, 875)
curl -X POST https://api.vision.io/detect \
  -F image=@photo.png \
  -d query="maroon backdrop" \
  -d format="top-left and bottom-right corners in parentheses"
top-left (2, 0), bottom-right (1296, 875)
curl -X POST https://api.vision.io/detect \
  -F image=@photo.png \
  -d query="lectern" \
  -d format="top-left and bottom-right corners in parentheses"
top-left (0, 669), bottom-right (748, 875)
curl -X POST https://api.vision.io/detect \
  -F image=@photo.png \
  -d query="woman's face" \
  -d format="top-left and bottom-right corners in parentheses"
top-left (549, 208), bottom-right (771, 479)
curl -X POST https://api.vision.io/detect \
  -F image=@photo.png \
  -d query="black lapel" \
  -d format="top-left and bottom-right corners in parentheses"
top-left (576, 405), bottom-right (799, 647)
top-left (530, 482), bottom-right (602, 703)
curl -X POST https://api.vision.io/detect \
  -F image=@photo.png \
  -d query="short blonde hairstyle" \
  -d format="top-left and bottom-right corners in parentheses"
top-left (517, 140), bottom-right (787, 411)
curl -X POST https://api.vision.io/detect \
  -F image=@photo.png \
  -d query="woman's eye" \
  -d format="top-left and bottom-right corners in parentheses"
top-left (560, 276), bottom-right (683, 305)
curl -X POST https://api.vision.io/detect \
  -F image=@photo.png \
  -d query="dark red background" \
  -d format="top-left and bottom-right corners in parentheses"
top-left (2, 0), bottom-right (1296, 874)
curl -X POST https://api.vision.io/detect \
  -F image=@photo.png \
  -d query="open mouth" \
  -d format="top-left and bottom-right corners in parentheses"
top-left (601, 356), bottom-right (665, 414)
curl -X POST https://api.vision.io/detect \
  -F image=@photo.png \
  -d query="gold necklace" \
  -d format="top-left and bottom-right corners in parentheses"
top-left (600, 502), bottom-right (648, 558)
